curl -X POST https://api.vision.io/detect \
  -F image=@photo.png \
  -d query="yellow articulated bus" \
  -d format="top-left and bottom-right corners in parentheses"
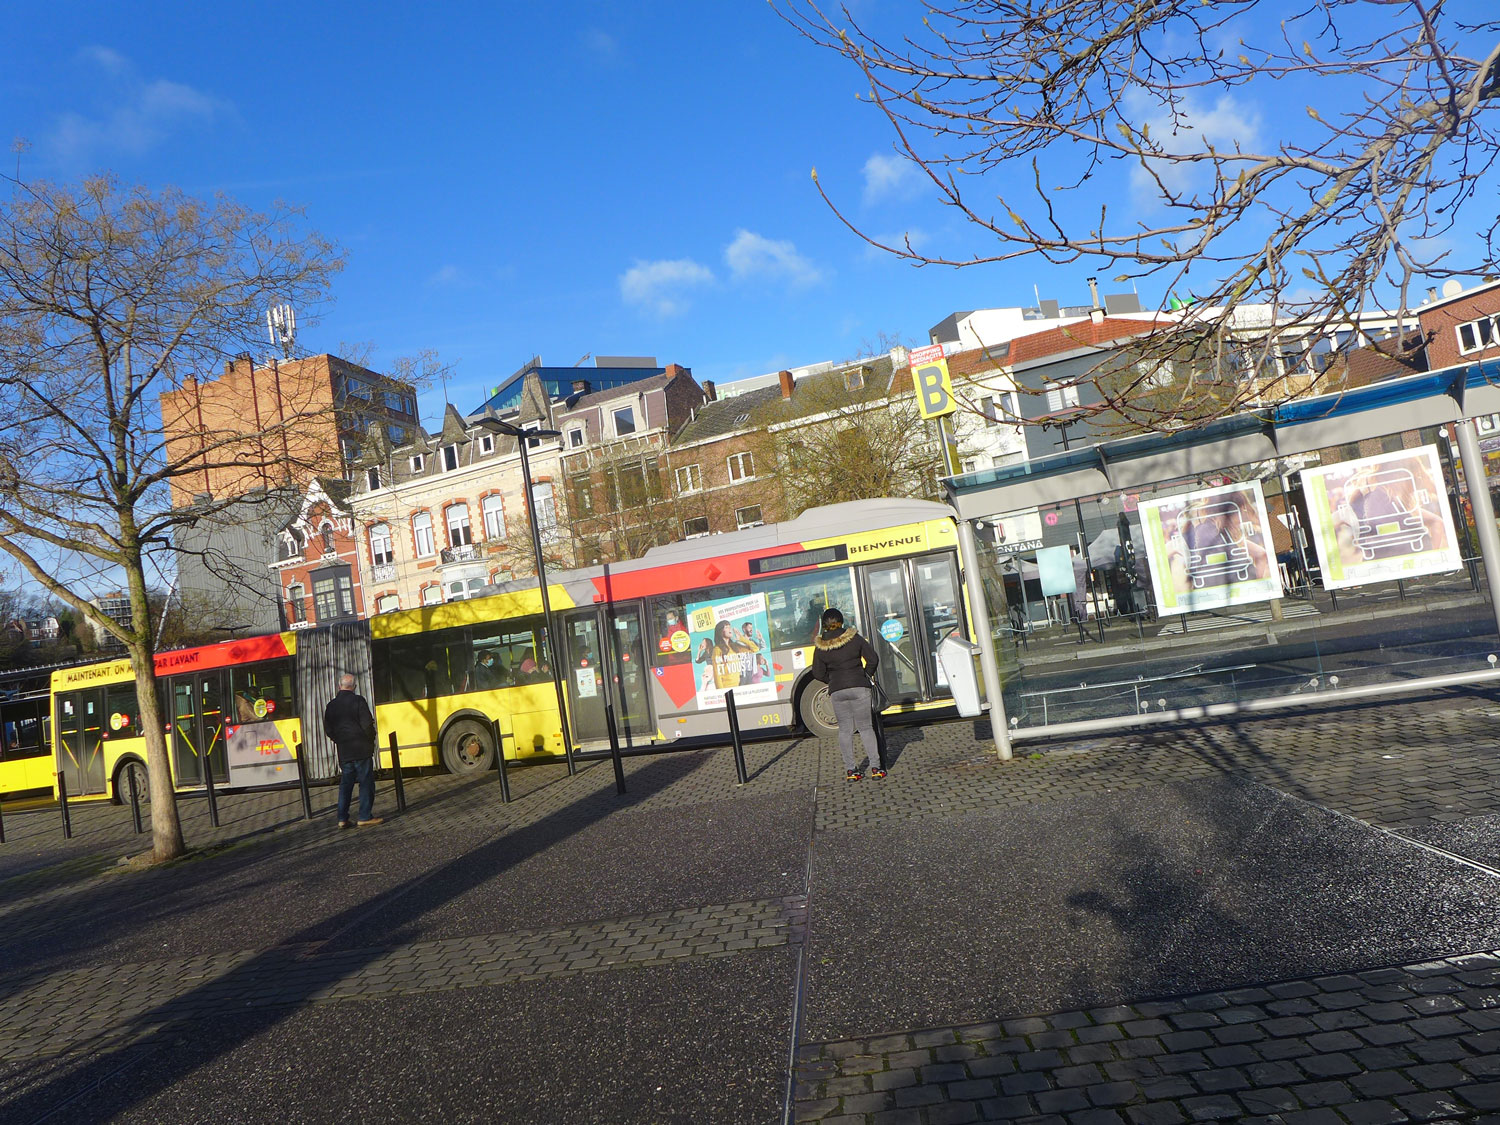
top-left (369, 498), bottom-right (1006, 773)
top-left (9, 498), bottom-right (1004, 798)
top-left (0, 670), bottom-right (56, 798)
top-left (47, 633), bottom-right (302, 803)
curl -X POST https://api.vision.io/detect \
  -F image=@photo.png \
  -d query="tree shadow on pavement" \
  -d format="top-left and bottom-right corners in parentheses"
top-left (0, 752), bottom-right (720, 1123)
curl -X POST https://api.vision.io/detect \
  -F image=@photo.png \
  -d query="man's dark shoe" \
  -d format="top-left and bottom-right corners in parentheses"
top-left (337, 820), bottom-right (351, 829)
top-left (356, 817), bottom-right (384, 826)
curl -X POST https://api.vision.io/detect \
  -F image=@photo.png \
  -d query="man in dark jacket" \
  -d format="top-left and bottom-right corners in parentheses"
top-left (324, 673), bottom-right (382, 828)
top-left (809, 608), bottom-right (884, 781)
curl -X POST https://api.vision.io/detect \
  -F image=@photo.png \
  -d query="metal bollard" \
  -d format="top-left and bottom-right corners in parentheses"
top-left (870, 692), bottom-right (888, 771)
top-left (490, 717), bottom-right (511, 804)
top-left (387, 732), bottom-right (407, 813)
top-left (57, 773), bottom-right (72, 840)
top-left (604, 704), bottom-right (626, 795)
top-left (128, 765), bottom-right (143, 835)
top-left (202, 757), bottom-right (220, 828)
top-left (294, 742), bottom-right (313, 820)
top-left (725, 689), bottom-right (748, 786)
top-left (0, 789), bottom-right (6, 844)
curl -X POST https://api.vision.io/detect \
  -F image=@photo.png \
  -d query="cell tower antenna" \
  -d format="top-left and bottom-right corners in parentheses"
top-left (267, 303), bottom-right (297, 359)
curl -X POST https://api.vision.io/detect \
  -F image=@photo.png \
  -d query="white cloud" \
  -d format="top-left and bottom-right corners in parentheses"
top-left (581, 28), bottom-right (618, 58)
top-left (49, 48), bottom-right (222, 163)
top-left (426, 264), bottom-right (469, 287)
top-left (1123, 90), bottom-right (1262, 207)
top-left (724, 229), bottom-right (823, 287)
top-left (619, 258), bottom-right (714, 316)
top-left (862, 152), bottom-right (922, 205)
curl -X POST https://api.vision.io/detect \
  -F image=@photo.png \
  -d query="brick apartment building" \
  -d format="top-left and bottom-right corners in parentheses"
top-left (160, 353), bottom-right (418, 633)
top-left (271, 478), bottom-right (365, 627)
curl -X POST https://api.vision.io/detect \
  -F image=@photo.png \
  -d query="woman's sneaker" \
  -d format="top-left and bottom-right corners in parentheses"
top-left (868, 766), bottom-right (887, 779)
top-left (845, 769), bottom-right (862, 781)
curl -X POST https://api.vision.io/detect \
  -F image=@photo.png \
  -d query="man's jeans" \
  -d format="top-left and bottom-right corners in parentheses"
top-left (337, 757), bottom-right (375, 823)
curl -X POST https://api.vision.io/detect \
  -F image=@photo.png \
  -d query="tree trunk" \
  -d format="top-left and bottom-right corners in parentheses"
top-left (124, 560), bottom-right (186, 861)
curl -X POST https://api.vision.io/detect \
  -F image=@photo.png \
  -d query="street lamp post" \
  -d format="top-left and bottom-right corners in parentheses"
top-left (478, 413), bottom-right (576, 776)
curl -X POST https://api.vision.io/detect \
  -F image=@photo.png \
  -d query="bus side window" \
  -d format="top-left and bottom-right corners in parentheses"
top-left (751, 568), bottom-right (859, 650)
top-left (651, 596), bottom-right (691, 665)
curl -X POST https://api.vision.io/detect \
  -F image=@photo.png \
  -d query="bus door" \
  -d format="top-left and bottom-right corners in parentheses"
top-left (858, 551), bottom-right (965, 703)
top-left (56, 688), bottom-right (108, 796)
top-left (170, 671), bottom-right (229, 788)
top-left (559, 604), bottom-right (655, 744)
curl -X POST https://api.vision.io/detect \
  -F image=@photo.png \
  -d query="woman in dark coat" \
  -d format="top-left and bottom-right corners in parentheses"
top-left (810, 608), bottom-right (884, 780)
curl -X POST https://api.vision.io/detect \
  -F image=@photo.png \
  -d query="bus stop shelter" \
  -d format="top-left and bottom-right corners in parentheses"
top-left (945, 357), bottom-right (1500, 759)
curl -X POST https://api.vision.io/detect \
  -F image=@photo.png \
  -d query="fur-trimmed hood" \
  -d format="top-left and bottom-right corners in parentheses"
top-left (814, 627), bottom-right (859, 652)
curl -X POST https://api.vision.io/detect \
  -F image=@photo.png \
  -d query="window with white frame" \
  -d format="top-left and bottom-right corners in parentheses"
top-left (675, 464), bottom-right (701, 494)
top-left (421, 584), bottom-right (442, 606)
top-left (286, 583), bottom-right (306, 623)
top-left (612, 406), bottom-right (636, 436)
top-left (844, 368), bottom-right (865, 392)
top-left (478, 433), bottom-right (495, 455)
top-left (409, 453), bottom-right (425, 474)
top-left (727, 451), bottom-right (755, 482)
top-left (523, 421), bottom-right (544, 449)
top-left (481, 494), bottom-right (505, 540)
top-left (683, 516), bottom-right (710, 539)
top-left (412, 511), bottom-right (435, 557)
top-left (567, 427), bottom-right (584, 448)
top-left (366, 466), bottom-right (380, 491)
top-left (1458, 315), bottom-right (1499, 355)
top-left (376, 594), bottom-right (400, 614)
top-left (448, 578), bottom-right (484, 601)
top-left (1044, 382), bottom-right (1080, 412)
top-left (369, 523), bottom-right (393, 566)
top-left (442, 444), bottom-right (460, 472)
top-left (530, 482), bottom-right (557, 535)
top-left (446, 503), bottom-right (472, 547)
top-left (321, 524), bottom-right (335, 552)
top-left (735, 505), bottom-right (763, 530)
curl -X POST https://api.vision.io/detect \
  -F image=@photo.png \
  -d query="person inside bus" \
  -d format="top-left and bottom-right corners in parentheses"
top-left (472, 650), bottom-right (503, 690)
top-left (810, 607), bottom-right (884, 781)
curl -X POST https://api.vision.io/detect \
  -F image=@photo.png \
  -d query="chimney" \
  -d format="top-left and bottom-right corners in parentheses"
top-left (663, 362), bottom-right (688, 379)
top-left (1425, 287), bottom-right (1438, 304)
top-left (778, 369), bottom-right (795, 399)
top-left (571, 379), bottom-right (591, 395)
top-left (1087, 277), bottom-right (1105, 324)
top-left (702, 380), bottom-right (717, 401)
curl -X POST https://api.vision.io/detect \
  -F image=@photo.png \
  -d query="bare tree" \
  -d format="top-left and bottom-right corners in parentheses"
top-left (0, 176), bottom-right (342, 861)
top-left (752, 377), bottom-right (957, 517)
top-left (780, 1), bottom-right (1500, 419)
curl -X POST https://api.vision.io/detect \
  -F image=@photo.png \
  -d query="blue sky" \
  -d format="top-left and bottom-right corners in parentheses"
top-left (4, 2), bottom-right (1490, 429)
top-left (0, 1), bottom-right (1075, 421)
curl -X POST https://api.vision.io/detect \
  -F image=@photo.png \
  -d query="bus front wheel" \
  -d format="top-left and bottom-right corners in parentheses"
top-left (441, 719), bottom-right (496, 774)
top-left (112, 759), bottom-right (149, 807)
top-left (798, 683), bottom-right (838, 740)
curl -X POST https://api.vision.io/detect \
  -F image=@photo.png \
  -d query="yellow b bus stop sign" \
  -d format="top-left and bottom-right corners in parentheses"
top-left (909, 344), bottom-right (956, 419)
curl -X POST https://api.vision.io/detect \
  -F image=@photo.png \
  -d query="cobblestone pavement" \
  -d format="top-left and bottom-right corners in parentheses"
top-left (3, 695), bottom-right (1500, 1122)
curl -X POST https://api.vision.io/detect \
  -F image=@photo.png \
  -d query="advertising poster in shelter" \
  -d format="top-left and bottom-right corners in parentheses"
top-left (1138, 480), bottom-right (1281, 615)
top-left (1300, 445), bottom-right (1461, 590)
top-left (686, 592), bottom-right (776, 710)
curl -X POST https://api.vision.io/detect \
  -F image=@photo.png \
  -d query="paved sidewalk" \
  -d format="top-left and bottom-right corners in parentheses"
top-left (2, 693), bottom-right (1500, 1123)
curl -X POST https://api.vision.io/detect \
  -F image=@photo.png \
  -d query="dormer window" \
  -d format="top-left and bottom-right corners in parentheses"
top-left (442, 444), bottom-right (460, 472)
top-left (567, 427), bottom-right (584, 448)
top-left (479, 434), bottom-right (495, 455)
top-left (612, 406), bottom-right (637, 437)
top-left (409, 453), bottom-right (425, 474)
top-left (365, 467), bottom-right (380, 491)
top-left (844, 369), bottom-right (865, 391)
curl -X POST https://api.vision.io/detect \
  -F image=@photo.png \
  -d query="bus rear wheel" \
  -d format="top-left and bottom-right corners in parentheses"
top-left (441, 719), bottom-right (496, 774)
top-left (112, 759), bottom-right (149, 807)
top-left (798, 683), bottom-right (838, 740)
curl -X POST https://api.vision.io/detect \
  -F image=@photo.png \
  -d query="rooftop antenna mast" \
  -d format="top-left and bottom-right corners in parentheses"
top-left (267, 303), bottom-right (297, 360)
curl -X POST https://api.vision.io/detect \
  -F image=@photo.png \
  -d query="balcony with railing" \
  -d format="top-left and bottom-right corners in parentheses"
top-left (440, 543), bottom-right (482, 565)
